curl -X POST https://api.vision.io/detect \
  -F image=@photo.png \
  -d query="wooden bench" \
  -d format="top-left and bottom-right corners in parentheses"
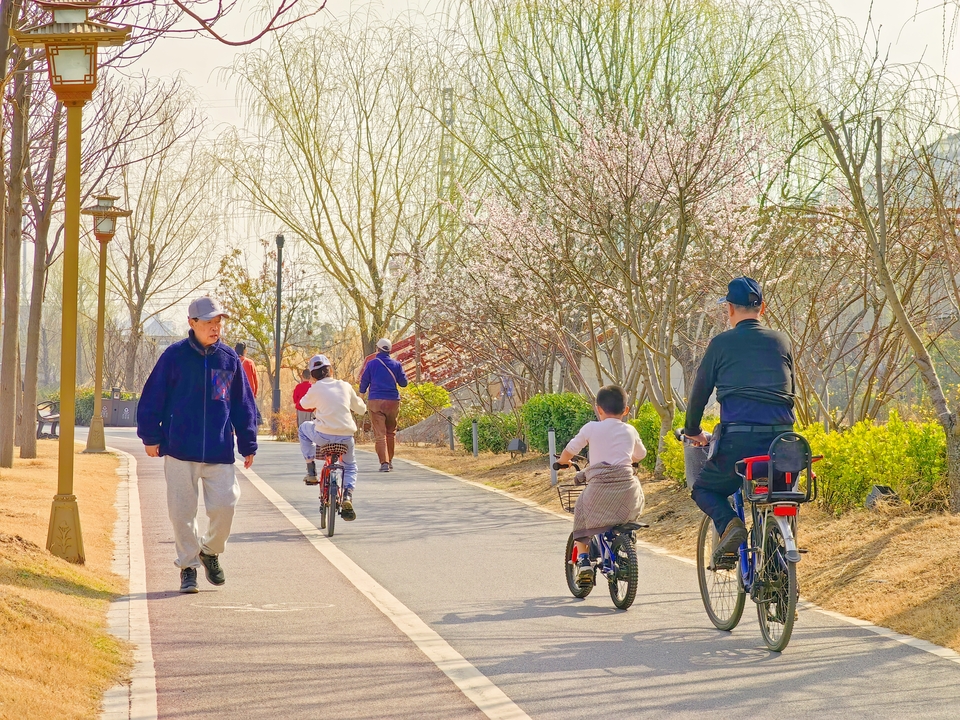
top-left (37, 401), bottom-right (60, 440)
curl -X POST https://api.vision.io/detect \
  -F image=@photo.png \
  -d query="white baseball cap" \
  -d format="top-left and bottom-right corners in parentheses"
top-left (309, 354), bottom-right (331, 371)
top-left (376, 338), bottom-right (392, 352)
top-left (188, 296), bottom-right (229, 321)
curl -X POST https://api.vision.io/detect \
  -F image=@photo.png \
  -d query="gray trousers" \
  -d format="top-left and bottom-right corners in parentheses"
top-left (164, 456), bottom-right (241, 568)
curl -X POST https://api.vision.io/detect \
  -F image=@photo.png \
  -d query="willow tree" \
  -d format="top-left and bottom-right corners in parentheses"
top-left (443, 0), bottom-right (851, 473)
top-left (220, 15), bottom-right (457, 355)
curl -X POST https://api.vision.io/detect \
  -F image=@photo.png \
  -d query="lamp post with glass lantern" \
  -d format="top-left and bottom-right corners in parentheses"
top-left (11, 1), bottom-right (130, 563)
top-left (82, 193), bottom-right (131, 453)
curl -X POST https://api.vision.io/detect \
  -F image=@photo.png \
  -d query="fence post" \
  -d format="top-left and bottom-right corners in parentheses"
top-left (548, 427), bottom-right (557, 486)
top-left (448, 418), bottom-right (455, 451)
top-left (472, 419), bottom-right (479, 457)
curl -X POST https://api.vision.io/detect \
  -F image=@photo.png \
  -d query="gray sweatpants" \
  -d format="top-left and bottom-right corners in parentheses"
top-left (164, 456), bottom-right (241, 569)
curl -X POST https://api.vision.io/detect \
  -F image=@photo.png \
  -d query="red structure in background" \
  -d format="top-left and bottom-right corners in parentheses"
top-left (358, 333), bottom-right (464, 390)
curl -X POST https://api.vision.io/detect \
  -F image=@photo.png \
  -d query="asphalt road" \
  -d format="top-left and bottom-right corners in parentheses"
top-left (105, 428), bottom-right (960, 718)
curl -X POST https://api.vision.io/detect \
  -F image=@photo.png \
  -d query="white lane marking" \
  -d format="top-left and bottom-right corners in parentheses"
top-left (395, 453), bottom-right (960, 666)
top-left (102, 448), bottom-right (159, 720)
top-left (239, 464), bottom-right (532, 720)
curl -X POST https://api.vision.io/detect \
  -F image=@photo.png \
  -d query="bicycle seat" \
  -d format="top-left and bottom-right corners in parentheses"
top-left (613, 522), bottom-right (647, 533)
top-left (315, 442), bottom-right (349, 460)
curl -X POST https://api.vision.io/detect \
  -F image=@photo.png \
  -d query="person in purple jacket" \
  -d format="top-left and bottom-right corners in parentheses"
top-left (137, 296), bottom-right (258, 594)
top-left (359, 338), bottom-right (408, 472)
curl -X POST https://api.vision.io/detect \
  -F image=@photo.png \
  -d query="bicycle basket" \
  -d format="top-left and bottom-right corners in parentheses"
top-left (557, 484), bottom-right (584, 514)
top-left (315, 443), bottom-right (349, 460)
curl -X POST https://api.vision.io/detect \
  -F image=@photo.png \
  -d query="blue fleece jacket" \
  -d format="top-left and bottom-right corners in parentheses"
top-left (359, 352), bottom-right (408, 400)
top-left (137, 332), bottom-right (258, 464)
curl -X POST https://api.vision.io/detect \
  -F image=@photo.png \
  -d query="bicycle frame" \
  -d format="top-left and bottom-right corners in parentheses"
top-left (319, 453), bottom-right (344, 507)
top-left (730, 489), bottom-right (800, 595)
top-left (574, 529), bottom-right (630, 579)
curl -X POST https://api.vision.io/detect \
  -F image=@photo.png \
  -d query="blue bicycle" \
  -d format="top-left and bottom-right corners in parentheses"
top-left (555, 460), bottom-right (646, 610)
top-left (687, 431), bottom-right (820, 652)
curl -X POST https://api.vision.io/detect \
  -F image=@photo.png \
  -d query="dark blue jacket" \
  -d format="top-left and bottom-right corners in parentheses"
top-left (137, 332), bottom-right (258, 464)
top-left (359, 351), bottom-right (408, 400)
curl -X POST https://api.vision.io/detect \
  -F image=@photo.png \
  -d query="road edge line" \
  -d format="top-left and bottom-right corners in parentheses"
top-left (101, 447), bottom-right (159, 720)
top-left (238, 463), bottom-right (532, 720)
top-left (394, 454), bottom-right (960, 666)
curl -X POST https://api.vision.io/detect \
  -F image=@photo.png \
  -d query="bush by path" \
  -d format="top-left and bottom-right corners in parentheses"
top-left (455, 413), bottom-right (520, 454)
top-left (521, 393), bottom-right (595, 454)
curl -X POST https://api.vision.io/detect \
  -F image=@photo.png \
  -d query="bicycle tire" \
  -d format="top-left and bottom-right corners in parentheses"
top-left (608, 534), bottom-right (638, 610)
top-left (326, 471), bottom-right (339, 538)
top-left (319, 473), bottom-right (328, 529)
top-left (564, 533), bottom-right (593, 598)
top-left (696, 514), bottom-right (746, 631)
top-left (756, 519), bottom-right (798, 652)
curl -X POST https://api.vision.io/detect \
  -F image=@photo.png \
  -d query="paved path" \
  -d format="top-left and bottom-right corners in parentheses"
top-left (105, 428), bottom-right (960, 718)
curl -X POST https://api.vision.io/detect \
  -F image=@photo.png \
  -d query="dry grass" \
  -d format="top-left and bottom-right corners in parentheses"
top-left (397, 443), bottom-right (960, 654)
top-left (0, 441), bottom-right (131, 720)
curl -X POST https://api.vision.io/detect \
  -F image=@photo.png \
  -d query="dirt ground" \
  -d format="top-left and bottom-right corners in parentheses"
top-left (393, 442), bottom-right (960, 653)
top-left (0, 441), bottom-right (130, 720)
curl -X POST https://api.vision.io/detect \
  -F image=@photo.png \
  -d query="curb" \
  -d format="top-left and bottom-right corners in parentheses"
top-left (100, 448), bottom-right (159, 720)
top-left (395, 453), bottom-right (960, 666)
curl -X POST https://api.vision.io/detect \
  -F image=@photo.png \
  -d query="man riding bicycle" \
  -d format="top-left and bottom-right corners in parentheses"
top-left (684, 277), bottom-right (796, 568)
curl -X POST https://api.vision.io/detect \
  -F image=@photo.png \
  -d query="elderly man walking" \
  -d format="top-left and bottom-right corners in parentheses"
top-left (137, 296), bottom-right (258, 593)
top-left (359, 337), bottom-right (408, 472)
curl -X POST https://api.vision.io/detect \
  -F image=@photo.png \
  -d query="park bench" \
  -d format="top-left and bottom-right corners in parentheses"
top-left (36, 400), bottom-right (60, 440)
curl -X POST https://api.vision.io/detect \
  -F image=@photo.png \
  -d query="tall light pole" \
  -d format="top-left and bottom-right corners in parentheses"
top-left (273, 234), bottom-right (284, 422)
top-left (12, 1), bottom-right (130, 563)
top-left (82, 193), bottom-right (131, 453)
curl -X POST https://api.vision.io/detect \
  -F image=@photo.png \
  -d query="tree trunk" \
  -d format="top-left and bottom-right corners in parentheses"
top-left (123, 325), bottom-right (142, 392)
top-left (653, 406), bottom-right (673, 482)
top-left (21, 102), bottom-right (60, 458)
top-left (0, 60), bottom-right (27, 467)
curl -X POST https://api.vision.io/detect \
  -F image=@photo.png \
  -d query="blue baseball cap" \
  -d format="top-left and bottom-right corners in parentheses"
top-left (719, 277), bottom-right (763, 307)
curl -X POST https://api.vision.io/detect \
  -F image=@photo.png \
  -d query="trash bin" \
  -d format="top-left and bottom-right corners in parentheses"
top-left (107, 399), bottom-right (138, 427)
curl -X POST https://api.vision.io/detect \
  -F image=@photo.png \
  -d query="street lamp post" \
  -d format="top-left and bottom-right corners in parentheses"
top-left (12, 1), bottom-right (130, 563)
top-left (82, 193), bottom-right (131, 453)
top-left (273, 234), bottom-right (284, 422)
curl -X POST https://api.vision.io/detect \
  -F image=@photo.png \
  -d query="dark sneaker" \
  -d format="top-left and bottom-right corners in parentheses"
top-left (379, 463), bottom-right (390, 472)
top-left (179, 567), bottom-right (199, 593)
top-left (341, 491), bottom-right (356, 521)
top-left (304, 461), bottom-right (318, 484)
top-left (576, 555), bottom-right (594, 587)
top-left (199, 552), bottom-right (225, 586)
top-left (711, 517), bottom-right (746, 569)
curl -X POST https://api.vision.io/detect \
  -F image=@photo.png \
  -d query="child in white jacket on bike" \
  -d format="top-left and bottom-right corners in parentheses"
top-left (298, 354), bottom-right (367, 520)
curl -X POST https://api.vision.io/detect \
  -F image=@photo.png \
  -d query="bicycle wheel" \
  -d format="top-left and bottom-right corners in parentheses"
top-left (696, 514), bottom-right (746, 631)
top-left (564, 533), bottom-right (593, 598)
top-left (326, 471), bottom-right (339, 538)
top-left (756, 519), bottom-right (798, 652)
top-left (608, 534), bottom-right (638, 610)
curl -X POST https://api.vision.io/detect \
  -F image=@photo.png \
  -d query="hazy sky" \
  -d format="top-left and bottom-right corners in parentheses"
top-left (134, 0), bottom-right (960, 131)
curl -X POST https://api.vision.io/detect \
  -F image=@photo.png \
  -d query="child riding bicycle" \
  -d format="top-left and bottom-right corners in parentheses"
top-left (556, 385), bottom-right (646, 587)
top-left (298, 354), bottom-right (367, 521)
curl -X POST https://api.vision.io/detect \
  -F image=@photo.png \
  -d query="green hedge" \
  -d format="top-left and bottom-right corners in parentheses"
top-left (803, 411), bottom-right (946, 513)
top-left (47, 387), bottom-right (138, 426)
top-left (398, 382), bottom-right (451, 430)
top-left (521, 393), bottom-right (596, 454)
top-left (628, 402), bottom-right (686, 471)
top-left (455, 413), bottom-right (520, 454)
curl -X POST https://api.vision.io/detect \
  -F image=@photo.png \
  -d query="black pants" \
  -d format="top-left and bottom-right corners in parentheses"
top-left (691, 429), bottom-right (780, 534)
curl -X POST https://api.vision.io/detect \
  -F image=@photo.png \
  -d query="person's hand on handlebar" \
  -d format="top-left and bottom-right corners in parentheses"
top-left (687, 432), bottom-right (709, 447)
top-left (675, 428), bottom-right (709, 447)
